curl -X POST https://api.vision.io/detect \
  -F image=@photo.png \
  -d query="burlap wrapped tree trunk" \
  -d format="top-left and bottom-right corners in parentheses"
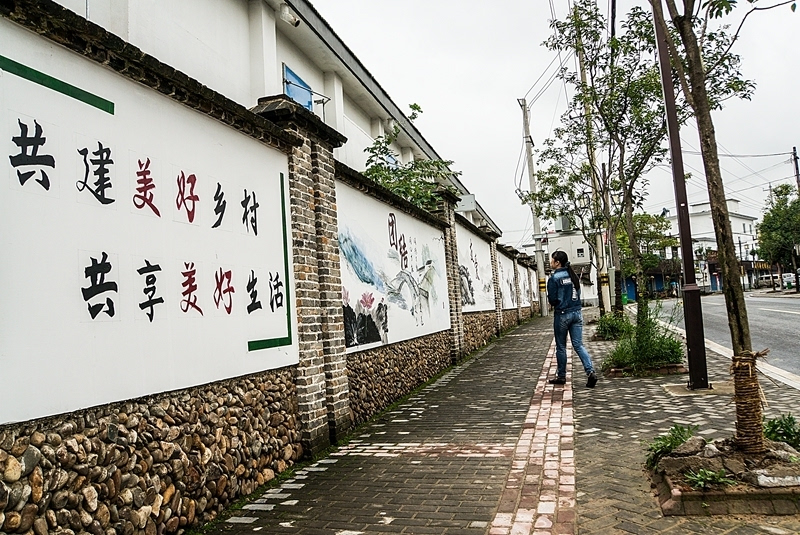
top-left (731, 350), bottom-right (767, 454)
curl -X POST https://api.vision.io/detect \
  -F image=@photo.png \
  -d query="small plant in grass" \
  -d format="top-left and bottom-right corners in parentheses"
top-left (684, 468), bottom-right (737, 490)
top-left (764, 413), bottom-right (800, 449)
top-left (595, 312), bottom-right (633, 340)
top-left (645, 424), bottom-right (698, 470)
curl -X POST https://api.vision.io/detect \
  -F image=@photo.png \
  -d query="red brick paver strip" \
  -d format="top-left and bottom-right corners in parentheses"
top-left (491, 340), bottom-right (576, 535)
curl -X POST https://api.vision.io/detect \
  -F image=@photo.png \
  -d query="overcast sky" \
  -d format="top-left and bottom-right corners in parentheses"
top-left (309, 0), bottom-right (799, 249)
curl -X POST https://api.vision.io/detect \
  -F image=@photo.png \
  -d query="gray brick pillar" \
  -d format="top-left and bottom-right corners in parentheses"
top-left (253, 96), bottom-right (352, 454)
top-left (489, 239), bottom-right (502, 335)
top-left (434, 188), bottom-right (464, 363)
top-left (513, 253), bottom-right (522, 325)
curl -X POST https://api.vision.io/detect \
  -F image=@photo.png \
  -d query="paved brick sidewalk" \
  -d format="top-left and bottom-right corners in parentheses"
top-left (206, 312), bottom-right (800, 535)
top-left (211, 316), bottom-right (556, 534)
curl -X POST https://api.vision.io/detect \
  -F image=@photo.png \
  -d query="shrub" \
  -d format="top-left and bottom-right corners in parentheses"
top-left (645, 424), bottom-right (698, 470)
top-left (595, 312), bottom-right (633, 340)
top-left (601, 301), bottom-right (684, 373)
top-left (764, 414), bottom-right (800, 449)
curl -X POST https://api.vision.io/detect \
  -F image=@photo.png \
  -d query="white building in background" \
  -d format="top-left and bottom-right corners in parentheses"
top-left (51, 0), bottom-right (502, 235)
top-left (665, 199), bottom-right (758, 260)
top-left (664, 199), bottom-right (758, 290)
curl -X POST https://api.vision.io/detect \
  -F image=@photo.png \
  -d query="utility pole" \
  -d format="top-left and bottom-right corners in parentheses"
top-left (574, 8), bottom-right (611, 315)
top-left (793, 147), bottom-right (800, 192)
top-left (519, 98), bottom-right (548, 317)
top-left (652, 5), bottom-right (709, 389)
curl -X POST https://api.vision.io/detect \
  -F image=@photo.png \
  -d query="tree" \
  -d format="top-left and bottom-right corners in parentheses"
top-left (617, 213), bottom-right (679, 286)
top-left (650, 0), bottom-right (795, 453)
top-left (756, 184), bottom-right (800, 290)
top-left (523, 1), bottom-right (751, 317)
top-left (363, 104), bottom-right (459, 212)
top-left (524, 2), bottom-right (670, 315)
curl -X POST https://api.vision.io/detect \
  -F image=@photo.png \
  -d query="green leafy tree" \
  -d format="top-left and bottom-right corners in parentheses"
top-left (618, 213), bottom-right (679, 290)
top-left (363, 104), bottom-right (459, 212)
top-left (756, 184), bottom-right (800, 289)
top-left (522, 1), bottom-right (751, 315)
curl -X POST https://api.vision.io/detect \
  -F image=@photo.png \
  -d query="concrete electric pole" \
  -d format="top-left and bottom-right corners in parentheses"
top-left (518, 98), bottom-right (548, 317)
top-left (574, 9), bottom-right (612, 315)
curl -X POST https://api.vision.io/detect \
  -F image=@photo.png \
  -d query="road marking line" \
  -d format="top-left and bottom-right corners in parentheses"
top-left (759, 308), bottom-right (800, 316)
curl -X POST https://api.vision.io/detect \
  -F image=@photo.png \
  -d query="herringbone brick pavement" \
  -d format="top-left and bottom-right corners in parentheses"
top-left (575, 308), bottom-right (800, 534)
top-left (203, 306), bottom-right (800, 535)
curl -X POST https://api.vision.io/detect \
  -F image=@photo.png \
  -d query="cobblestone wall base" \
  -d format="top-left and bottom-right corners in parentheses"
top-left (347, 331), bottom-right (451, 426)
top-left (0, 369), bottom-right (300, 534)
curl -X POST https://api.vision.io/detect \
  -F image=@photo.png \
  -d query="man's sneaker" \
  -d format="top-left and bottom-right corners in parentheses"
top-left (586, 372), bottom-right (598, 388)
top-left (548, 377), bottom-right (566, 385)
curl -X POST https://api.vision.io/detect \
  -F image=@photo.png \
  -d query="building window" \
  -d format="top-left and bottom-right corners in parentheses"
top-left (576, 247), bottom-right (585, 258)
top-left (283, 64), bottom-right (312, 111)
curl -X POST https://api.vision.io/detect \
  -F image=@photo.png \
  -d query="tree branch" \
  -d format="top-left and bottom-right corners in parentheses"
top-left (650, 0), bottom-right (696, 110)
top-left (706, 1), bottom-right (795, 78)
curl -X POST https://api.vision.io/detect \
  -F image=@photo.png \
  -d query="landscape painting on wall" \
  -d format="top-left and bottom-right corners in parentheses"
top-left (336, 182), bottom-right (450, 351)
top-left (498, 252), bottom-right (517, 309)
top-left (520, 266), bottom-right (531, 306)
top-left (455, 222), bottom-right (496, 313)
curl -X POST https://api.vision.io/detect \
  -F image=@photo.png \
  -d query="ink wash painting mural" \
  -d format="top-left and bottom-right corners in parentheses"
top-left (498, 252), bottom-right (517, 310)
top-left (336, 182), bottom-right (450, 352)
top-left (455, 222), bottom-right (495, 312)
top-left (520, 267), bottom-right (532, 307)
top-left (0, 19), bottom-right (297, 424)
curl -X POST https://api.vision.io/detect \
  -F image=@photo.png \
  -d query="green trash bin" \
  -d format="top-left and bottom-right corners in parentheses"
top-left (621, 294), bottom-right (628, 305)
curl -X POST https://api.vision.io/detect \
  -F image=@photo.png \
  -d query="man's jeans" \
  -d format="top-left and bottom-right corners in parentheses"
top-left (554, 309), bottom-right (595, 379)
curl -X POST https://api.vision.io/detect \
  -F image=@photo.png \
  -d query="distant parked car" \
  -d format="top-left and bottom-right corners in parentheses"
top-left (783, 273), bottom-right (796, 286)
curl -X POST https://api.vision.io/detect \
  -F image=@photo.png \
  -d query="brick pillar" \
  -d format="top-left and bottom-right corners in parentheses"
top-left (310, 140), bottom-right (352, 443)
top-left (434, 188), bottom-right (464, 363)
top-left (489, 240), bottom-right (502, 335)
top-left (253, 96), bottom-right (352, 454)
top-left (513, 255), bottom-right (522, 324)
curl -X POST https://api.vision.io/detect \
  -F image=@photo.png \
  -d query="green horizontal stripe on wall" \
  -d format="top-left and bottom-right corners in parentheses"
top-left (0, 54), bottom-right (115, 114)
top-left (248, 336), bottom-right (292, 352)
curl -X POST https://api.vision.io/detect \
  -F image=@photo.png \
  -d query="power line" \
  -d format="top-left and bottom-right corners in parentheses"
top-left (523, 53), bottom-right (563, 100)
top-left (682, 150), bottom-right (792, 158)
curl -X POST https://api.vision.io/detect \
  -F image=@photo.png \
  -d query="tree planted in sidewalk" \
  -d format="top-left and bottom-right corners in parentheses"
top-left (650, 0), bottom-right (795, 453)
top-left (522, 1), bottom-right (750, 318)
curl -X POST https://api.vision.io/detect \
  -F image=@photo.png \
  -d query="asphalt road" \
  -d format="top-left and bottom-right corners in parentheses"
top-left (659, 293), bottom-right (800, 376)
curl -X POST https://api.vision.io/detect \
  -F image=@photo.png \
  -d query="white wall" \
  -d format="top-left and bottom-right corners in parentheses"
top-left (336, 182), bottom-right (451, 351)
top-left (340, 95), bottom-right (374, 170)
top-left (341, 117), bottom-right (372, 170)
top-left (1, 18), bottom-right (297, 424)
